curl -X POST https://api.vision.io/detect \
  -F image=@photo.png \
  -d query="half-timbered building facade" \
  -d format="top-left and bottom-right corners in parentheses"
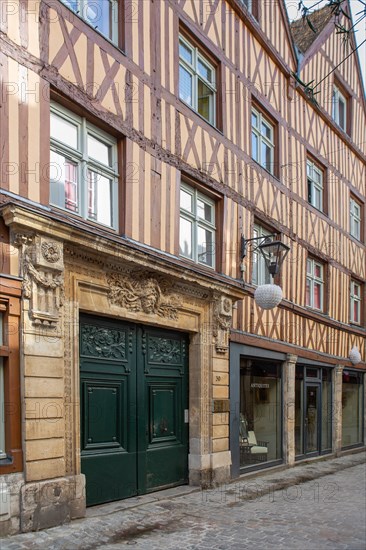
top-left (0, 0), bottom-right (365, 534)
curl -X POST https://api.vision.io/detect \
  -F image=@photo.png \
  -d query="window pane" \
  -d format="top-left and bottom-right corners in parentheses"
top-left (85, 0), bottom-right (112, 39)
top-left (308, 180), bottom-right (313, 203)
top-left (252, 112), bottom-right (258, 128)
top-left (63, 0), bottom-right (78, 11)
top-left (353, 284), bottom-right (359, 298)
top-left (179, 65), bottom-right (193, 105)
top-left (197, 58), bottom-right (213, 83)
top-left (354, 219), bottom-right (360, 239)
top-left (314, 282), bottom-right (322, 309)
top-left (261, 121), bottom-right (272, 140)
top-left (179, 217), bottom-right (192, 258)
top-left (353, 301), bottom-right (359, 322)
top-left (306, 278), bottom-right (311, 306)
top-left (314, 264), bottom-right (322, 279)
top-left (262, 142), bottom-right (272, 172)
top-left (51, 112), bottom-right (78, 149)
top-left (197, 226), bottom-right (214, 266)
top-left (197, 79), bottom-right (213, 122)
top-left (87, 170), bottom-right (112, 226)
top-left (87, 134), bottom-right (111, 166)
top-left (314, 187), bottom-right (321, 209)
top-left (306, 259), bottom-right (312, 274)
top-left (50, 151), bottom-right (79, 213)
top-left (179, 40), bottom-right (193, 65)
top-left (252, 132), bottom-right (259, 162)
top-left (180, 189), bottom-right (192, 212)
top-left (339, 97), bottom-right (346, 129)
top-left (197, 198), bottom-right (213, 223)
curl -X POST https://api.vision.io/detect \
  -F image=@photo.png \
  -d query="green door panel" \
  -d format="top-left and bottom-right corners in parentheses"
top-left (80, 316), bottom-right (188, 506)
top-left (138, 328), bottom-right (188, 494)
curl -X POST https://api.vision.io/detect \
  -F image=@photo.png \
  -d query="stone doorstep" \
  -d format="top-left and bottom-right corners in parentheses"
top-left (85, 448), bottom-right (366, 520)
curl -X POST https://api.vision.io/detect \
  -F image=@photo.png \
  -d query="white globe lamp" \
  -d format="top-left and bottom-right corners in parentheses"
top-left (254, 284), bottom-right (283, 310)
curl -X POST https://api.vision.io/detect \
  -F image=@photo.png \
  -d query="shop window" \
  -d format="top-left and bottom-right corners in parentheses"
top-left (239, 359), bottom-right (282, 468)
top-left (60, 0), bottom-right (118, 44)
top-left (179, 34), bottom-right (217, 126)
top-left (350, 280), bottom-right (362, 325)
top-left (306, 257), bottom-right (324, 311)
top-left (50, 103), bottom-right (119, 229)
top-left (251, 107), bottom-right (275, 175)
top-left (332, 84), bottom-right (348, 132)
top-left (342, 371), bottom-right (364, 447)
top-left (252, 224), bottom-right (271, 285)
top-left (307, 159), bottom-right (324, 212)
top-left (350, 195), bottom-right (362, 241)
top-left (0, 277), bottom-right (22, 473)
top-left (179, 182), bottom-right (216, 268)
top-left (0, 314), bottom-right (5, 459)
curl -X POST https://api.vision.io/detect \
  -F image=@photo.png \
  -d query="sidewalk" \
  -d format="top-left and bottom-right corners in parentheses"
top-left (2, 450), bottom-right (365, 550)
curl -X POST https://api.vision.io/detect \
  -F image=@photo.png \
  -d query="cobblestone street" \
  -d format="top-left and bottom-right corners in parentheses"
top-left (2, 453), bottom-right (365, 550)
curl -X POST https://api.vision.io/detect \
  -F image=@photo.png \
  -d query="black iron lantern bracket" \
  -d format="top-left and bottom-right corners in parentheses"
top-left (240, 234), bottom-right (290, 276)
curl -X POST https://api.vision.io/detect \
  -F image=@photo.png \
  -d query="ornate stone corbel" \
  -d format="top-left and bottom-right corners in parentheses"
top-left (14, 234), bottom-right (64, 328)
top-left (212, 295), bottom-right (233, 354)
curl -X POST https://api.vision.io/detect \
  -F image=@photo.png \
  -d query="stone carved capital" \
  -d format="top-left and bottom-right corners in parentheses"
top-left (12, 232), bottom-right (34, 248)
top-left (108, 271), bottom-right (181, 320)
top-left (21, 236), bottom-right (64, 328)
top-left (212, 295), bottom-right (233, 354)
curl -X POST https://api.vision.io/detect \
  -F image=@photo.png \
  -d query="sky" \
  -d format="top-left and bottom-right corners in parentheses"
top-left (285, 0), bottom-right (366, 90)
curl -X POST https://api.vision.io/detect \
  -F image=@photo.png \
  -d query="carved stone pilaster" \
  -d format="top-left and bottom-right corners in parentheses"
top-left (212, 295), bottom-right (233, 354)
top-left (333, 365), bottom-right (344, 455)
top-left (14, 234), bottom-right (64, 328)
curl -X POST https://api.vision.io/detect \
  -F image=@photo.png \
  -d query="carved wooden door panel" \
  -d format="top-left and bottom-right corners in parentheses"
top-left (80, 315), bottom-right (188, 506)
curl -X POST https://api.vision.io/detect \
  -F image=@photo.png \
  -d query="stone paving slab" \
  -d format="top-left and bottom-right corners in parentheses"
top-left (1, 451), bottom-right (365, 550)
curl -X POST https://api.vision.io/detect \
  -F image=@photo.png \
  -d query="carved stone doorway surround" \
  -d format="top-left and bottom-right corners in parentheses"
top-left (64, 245), bottom-right (236, 488)
top-left (2, 204), bottom-right (245, 526)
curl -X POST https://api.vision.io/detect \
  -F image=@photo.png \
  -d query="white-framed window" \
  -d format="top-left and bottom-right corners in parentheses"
top-left (307, 159), bottom-right (324, 211)
top-left (50, 103), bottom-right (119, 229)
top-left (350, 197), bottom-right (361, 240)
top-left (251, 108), bottom-right (275, 174)
top-left (332, 85), bottom-right (347, 131)
top-left (0, 313), bottom-right (5, 459)
top-left (252, 224), bottom-right (271, 285)
top-left (61, 0), bottom-right (118, 44)
top-left (306, 258), bottom-right (324, 311)
top-left (350, 280), bottom-right (361, 324)
top-left (179, 183), bottom-right (216, 268)
top-left (179, 34), bottom-right (217, 126)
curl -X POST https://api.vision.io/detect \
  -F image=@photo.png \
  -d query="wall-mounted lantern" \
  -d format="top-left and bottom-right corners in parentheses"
top-left (241, 233), bottom-right (290, 310)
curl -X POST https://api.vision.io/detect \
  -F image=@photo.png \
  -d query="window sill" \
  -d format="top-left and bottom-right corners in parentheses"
top-left (305, 305), bottom-right (327, 316)
top-left (307, 202), bottom-right (328, 218)
top-left (250, 158), bottom-right (279, 183)
top-left (179, 255), bottom-right (216, 273)
top-left (349, 234), bottom-right (363, 245)
top-left (178, 99), bottom-right (223, 136)
top-left (50, 205), bottom-right (118, 235)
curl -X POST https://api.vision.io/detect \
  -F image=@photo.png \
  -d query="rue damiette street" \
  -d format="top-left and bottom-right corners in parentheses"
top-left (2, 452), bottom-right (365, 550)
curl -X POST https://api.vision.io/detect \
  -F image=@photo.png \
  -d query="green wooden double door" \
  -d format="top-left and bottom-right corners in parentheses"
top-left (80, 315), bottom-right (189, 506)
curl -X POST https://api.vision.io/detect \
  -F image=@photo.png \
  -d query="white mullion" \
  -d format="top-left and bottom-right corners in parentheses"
top-left (111, 0), bottom-right (118, 43)
top-left (80, 116), bottom-right (88, 220)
